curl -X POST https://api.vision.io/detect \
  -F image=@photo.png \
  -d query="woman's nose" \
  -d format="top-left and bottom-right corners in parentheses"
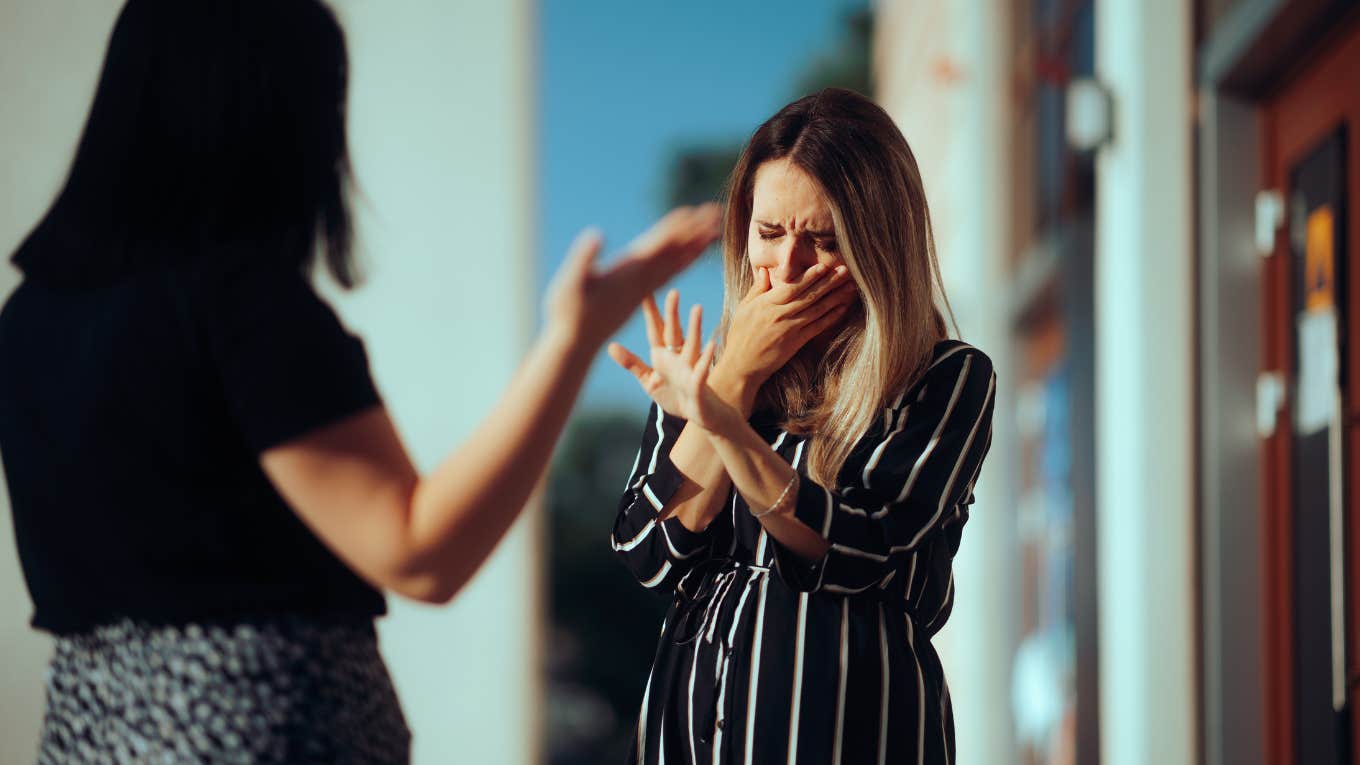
top-left (772, 239), bottom-right (816, 283)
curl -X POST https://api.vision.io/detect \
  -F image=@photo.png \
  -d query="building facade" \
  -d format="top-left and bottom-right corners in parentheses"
top-left (877, 1), bottom-right (1359, 763)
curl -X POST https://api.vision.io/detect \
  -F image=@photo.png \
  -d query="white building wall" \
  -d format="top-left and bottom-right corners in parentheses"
top-left (874, 3), bottom-right (1018, 764)
top-left (1093, 0), bottom-right (1198, 762)
top-left (878, 2), bottom-right (1202, 763)
top-left (334, 2), bottom-right (540, 763)
top-left (0, 4), bottom-right (122, 760)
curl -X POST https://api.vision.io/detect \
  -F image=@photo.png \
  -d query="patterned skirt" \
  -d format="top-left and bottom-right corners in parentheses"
top-left (36, 617), bottom-right (410, 765)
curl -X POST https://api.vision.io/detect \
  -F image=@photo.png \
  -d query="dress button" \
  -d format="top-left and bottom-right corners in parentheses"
top-left (717, 718), bottom-right (726, 730)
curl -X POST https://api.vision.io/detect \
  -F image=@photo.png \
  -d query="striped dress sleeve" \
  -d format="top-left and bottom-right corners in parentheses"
top-left (772, 348), bottom-right (997, 593)
top-left (611, 403), bottom-right (716, 593)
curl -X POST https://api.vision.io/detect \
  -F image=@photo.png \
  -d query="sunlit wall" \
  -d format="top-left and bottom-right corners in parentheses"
top-left (333, 2), bottom-right (540, 763)
top-left (0, 3), bottom-right (119, 759)
top-left (874, 2), bottom-right (1018, 763)
top-left (876, 1), bottom-right (1199, 764)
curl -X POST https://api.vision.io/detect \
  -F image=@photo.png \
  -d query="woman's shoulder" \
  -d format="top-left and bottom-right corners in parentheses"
top-left (928, 339), bottom-right (993, 373)
top-left (885, 340), bottom-right (994, 412)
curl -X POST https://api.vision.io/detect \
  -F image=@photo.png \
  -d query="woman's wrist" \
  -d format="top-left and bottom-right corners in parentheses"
top-left (536, 324), bottom-right (597, 372)
top-left (707, 363), bottom-right (759, 418)
top-left (697, 397), bottom-right (754, 446)
top-left (750, 472), bottom-right (799, 518)
top-left (670, 502), bottom-right (718, 533)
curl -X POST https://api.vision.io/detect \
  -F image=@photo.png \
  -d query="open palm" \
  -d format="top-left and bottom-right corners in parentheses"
top-left (544, 205), bottom-right (720, 350)
top-left (608, 289), bottom-right (735, 430)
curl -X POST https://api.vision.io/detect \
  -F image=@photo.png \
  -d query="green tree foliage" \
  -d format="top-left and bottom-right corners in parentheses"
top-left (546, 409), bottom-right (669, 764)
top-left (666, 144), bottom-right (745, 208)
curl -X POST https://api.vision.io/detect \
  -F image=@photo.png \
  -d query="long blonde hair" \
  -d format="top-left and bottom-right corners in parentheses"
top-left (718, 88), bottom-right (955, 489)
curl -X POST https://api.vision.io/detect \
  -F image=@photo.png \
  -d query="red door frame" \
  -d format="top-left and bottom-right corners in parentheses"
top-left (1260, 18), bottom-right (1360, 765)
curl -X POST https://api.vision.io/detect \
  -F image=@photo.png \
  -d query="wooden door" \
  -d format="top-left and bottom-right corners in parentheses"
top-left (1261, 16), bottom-right (1360, 765)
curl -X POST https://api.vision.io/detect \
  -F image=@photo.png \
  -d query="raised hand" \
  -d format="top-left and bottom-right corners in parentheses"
top-left (609, 287), bottom-right (741, 431)
top-left (648, 333), bottom-right (732, 431)
top-left (721, 264), bottom-right (859, 385)
top-left (607, 289), bottom-right (710, 418)
top-left (544, 204), bottom-right (721, 351)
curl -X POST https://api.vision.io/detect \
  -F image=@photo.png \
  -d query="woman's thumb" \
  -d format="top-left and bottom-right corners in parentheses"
top-left (563, 228), bottom-right (603, 282)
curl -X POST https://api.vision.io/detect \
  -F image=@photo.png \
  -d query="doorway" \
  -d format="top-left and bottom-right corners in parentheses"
top-left (1261, 17), bottom-right (1360, 765)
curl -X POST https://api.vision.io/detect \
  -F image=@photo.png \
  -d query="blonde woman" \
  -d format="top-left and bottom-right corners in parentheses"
top-left (608, 89), bottom-right (996, 764)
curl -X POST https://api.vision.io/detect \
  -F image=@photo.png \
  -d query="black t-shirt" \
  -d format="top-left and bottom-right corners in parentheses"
top-left (0, 251), bottom-right (386, 634)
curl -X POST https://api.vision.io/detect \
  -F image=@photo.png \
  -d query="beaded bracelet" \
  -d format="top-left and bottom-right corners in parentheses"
top-left (750, 472), bottom-right (800, 519)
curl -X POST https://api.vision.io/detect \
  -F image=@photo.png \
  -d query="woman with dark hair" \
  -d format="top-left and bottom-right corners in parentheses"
top-left (0, 1), bottom-right (719, 762)
top-left (608, 88), bottom-right (996, 764)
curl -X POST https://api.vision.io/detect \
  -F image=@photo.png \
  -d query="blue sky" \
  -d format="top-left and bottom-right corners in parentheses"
top-left (538, 0), bottom-right (867, 410)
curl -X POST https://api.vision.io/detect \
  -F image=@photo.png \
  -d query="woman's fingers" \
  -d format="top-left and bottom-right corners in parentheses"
top-left (642, 294), bottom-right (664, 348)
top-left (631, 204), bottom-right (718, 256)
top-left (684, 304), bottom-right (703, 363)
top-left (608, 342), bottom-right (654, 384)
top-left (798, 299), bottom-right (855, 344)
top-left (795, 265), bottom-right (851, 307)
top-left (787, 275), bottom-right (856, 322)
top-left (664, 289), bottom-right (684, 349)
top-left (627, 204), bottom-right (722, 292)
top-left (649, 345), bottom-right (686, 387)
top-left (811, 280), bottom-right (858, 315)
top-left (695, 340), bottom-right (716, 388)
top-left (745, 267), bottom-right (773, 299)
top-left (769, 263), bottom-right (833, 304)
top-left (561, 228), bottom-right (603, 286)
top-left (827, 278), bottom-right (859, 305)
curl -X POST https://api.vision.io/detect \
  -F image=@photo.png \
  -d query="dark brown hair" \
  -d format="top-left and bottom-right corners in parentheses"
top-left (13, 0), bottom-right (358, 287)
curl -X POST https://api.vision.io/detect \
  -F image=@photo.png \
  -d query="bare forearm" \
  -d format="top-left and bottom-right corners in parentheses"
top-left (658, 425), bottom-right (730, 531)
top-left (405, 328), bottom-right (593, 598)
top-left (264, 210), bottom-right (721, 605)
top-left (706, 412), bottom-right (830, 562)
top-left (659, 367), bottom-right (758, 532)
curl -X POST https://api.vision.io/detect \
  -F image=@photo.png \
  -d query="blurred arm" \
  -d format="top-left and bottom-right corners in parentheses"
top-left (262, 328), bottom-right (593, 604)
top-left (260, 206), bottom-right (721, 604)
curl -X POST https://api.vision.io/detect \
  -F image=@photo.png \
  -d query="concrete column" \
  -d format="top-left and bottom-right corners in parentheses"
top-left (874, 2), bottom-right (1017, 762)
top-left (1094, 0), bottom-right (1198, 761)
top-left (333, 2), bottom-right (540, 762)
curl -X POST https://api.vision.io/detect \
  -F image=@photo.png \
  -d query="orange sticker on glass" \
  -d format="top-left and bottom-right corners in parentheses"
top-left (1304, 205), bottom-right (1335, 313)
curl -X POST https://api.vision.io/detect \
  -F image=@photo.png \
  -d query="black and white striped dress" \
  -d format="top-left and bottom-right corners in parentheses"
top-left (611, 340), bottom-right (995, 765)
